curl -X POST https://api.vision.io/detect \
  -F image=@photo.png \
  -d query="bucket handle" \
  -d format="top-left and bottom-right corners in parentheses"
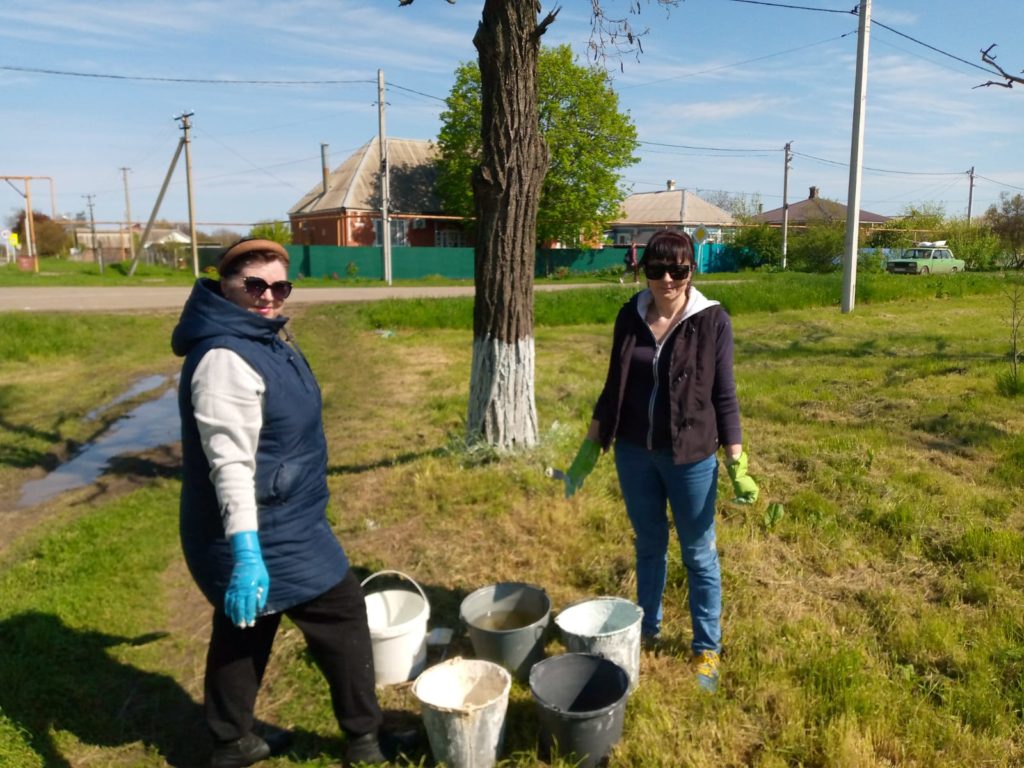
top-left (361, 570), bottom-right (428, 605)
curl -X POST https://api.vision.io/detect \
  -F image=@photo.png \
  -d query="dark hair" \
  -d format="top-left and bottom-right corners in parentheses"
top-left (640, 230), bottom-right (695, 267)
top-left (218, 238), bottom-right (289, 279)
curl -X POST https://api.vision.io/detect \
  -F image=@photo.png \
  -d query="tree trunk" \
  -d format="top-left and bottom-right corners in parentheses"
top-left (466, 1), bottom-right (555, 450)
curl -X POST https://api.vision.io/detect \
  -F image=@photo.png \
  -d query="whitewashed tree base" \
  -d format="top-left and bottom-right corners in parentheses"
top-left (467, 334), bottom-right (538, 451)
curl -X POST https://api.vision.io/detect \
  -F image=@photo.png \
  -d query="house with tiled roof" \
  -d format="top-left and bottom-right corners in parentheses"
top-left (608, 181), bottom-right (736, 245)
top-left (288, 137), bottom-right (470, 248)
top-left (754, 186), bottom-right (888, 226)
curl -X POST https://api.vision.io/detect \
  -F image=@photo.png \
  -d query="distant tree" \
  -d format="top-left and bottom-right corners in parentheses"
top-left (436, 45), bottom-right (639, 247)
top-left (724, 224), bottom-right (780, 268)
top-left (701, 190), bottom-right (763, 223)
top-left (9, 210), bottom-right (70, 256)
top-left (986, 192), bottom-right (1024, 268)
top-left (248, 220), bottom-right (292, 245)
top-left (787, 222), bottom-right (846, 273)
top-left (208, 228), bottom-right (242, 247)
top-left (944, 218), bottom-right (1003, 271)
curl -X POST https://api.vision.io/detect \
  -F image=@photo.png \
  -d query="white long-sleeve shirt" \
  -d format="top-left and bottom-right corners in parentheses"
top-left (190, 348), bottom-right (265, 536)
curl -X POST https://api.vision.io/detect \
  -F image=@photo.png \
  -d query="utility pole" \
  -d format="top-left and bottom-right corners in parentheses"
top-left (84, 193), bottom-right (103, 274)
top-left (781, 141), bottom-right (792, 270)
top-left (24, 179), bottom-right (37, 272)
top-left (378, 69), bottom-right (393, 286)
top-left (120, 167), bottom-right (136, 262)
top-left (966, 166), bottom-right (976, 223)
top-left (841, 0), bottom-right (872, 314)
top-left (176, 112), bottom-right (200, 277)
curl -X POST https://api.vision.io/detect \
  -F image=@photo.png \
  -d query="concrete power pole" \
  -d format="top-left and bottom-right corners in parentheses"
top-left (378, 69), bottom-right (393, 286)
top-left (176, 112), bottom-right (200, 277)
top-left (120, 167), bottom-right (136, 262)
top-left (841, 0), bottom-right (872, 314)
top-left (84, 193), bottom-right (103, 274)
top-left (781, 142), bottom-right (792, 270)
top-left (967, 166), bottom-right (976, 223)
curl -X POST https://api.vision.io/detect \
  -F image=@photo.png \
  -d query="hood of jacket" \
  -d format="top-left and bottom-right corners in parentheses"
top-left (634, 284), bottom-right (720, 323)
top-left (171, 278), bottom-right (288, 358)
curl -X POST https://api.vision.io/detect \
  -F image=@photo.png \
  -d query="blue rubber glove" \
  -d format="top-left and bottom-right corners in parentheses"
top-left (225, 531), bottom-right (269, 628)
top-left (726, 451), bottom-right (759, 504)
top-left (564, 438), bottom-right (601, 498)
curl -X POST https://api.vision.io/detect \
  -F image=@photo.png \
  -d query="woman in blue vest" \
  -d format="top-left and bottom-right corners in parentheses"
top-left (173, 239), bottom-right (389, 767)
top-left (560, 230), bottom-right (759, 695)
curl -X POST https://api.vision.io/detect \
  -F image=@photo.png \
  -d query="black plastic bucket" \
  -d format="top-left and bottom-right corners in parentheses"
top-left (529, 653), bottom-right (630, 768)
top-left (460, 582), bottom-right (550, 681)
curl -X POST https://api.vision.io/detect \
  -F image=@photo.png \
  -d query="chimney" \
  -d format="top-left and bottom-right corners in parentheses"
top-left (321, 143), bottom-right (330, 197)
top-left (809, 186), bottom-right (819, 199)
top-left (666, 179), bottom-right (676, 191)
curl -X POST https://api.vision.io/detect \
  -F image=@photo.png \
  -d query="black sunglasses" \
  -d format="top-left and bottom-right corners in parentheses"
top-left (241, 275), bottom-right (293, 301)
top-left (644, 262), bottom-right (692, 281)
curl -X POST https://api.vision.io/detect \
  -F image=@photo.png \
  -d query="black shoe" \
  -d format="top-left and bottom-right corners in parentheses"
top-left (344, 731), bottom-right (388, 766)
top-left (210, 733), bottom-right (271, 768)
top-left (258, 726), bottom-right (293, 756)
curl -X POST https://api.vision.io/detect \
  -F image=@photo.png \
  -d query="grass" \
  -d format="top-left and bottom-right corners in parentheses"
top-left (1, 274), bottom-right (1023, 766)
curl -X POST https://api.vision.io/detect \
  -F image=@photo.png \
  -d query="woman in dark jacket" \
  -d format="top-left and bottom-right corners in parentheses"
top-left (562, 230), bottom-right (758, 694)
top-left (172, 239), bottom-right (389, 767)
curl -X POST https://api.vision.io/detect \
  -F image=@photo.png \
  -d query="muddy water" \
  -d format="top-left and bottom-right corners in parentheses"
top-left (18, 379), bottom-right (181, 508)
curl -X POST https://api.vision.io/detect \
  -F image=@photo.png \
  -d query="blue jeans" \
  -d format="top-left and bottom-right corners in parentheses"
top-left (614, 441), bottom-right (721, 654)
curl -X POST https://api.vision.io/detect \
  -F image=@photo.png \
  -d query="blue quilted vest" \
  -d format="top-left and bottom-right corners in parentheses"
top-left (173, 279), bottom-right (348, 614)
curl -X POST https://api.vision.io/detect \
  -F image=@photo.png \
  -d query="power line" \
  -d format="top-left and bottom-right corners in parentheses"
top-left (975, 175), bottom-right (1024, 193)
top-left (723, 0), bottom-right (995, 77)
top-left (0, 64), bottom-right (375, 86)
top-left (618, 31), bottom-right (855, 88)
top-left (870, 20), bottom-right (992, 75)
top-left (792, 151), bottom-right (966, 177)
top-left (724, 0), bottom-right (852, 13)
top-left (640, 140), bottom-right (780, 154)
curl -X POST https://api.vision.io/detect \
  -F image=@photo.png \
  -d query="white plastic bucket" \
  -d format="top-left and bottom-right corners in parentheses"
top-left (412, 657), bottom-right (512, 768)
top-left (362, 570), bottom-right (430, 685)
top-left (554, 596), bottom-right (643, 692)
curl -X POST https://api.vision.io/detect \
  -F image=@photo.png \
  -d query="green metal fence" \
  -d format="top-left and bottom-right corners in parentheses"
top-left (199, 243), bottom-right (736, 281)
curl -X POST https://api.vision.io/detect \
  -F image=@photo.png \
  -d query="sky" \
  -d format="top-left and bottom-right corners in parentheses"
top-left (2, 0), bottom-right (1022, 235)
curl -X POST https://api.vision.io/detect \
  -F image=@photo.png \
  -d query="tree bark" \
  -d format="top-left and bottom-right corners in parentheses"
top-left (466, 1), bottom-right (557, 450)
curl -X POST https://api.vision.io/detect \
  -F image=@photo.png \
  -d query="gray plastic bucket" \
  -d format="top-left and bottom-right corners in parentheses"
top-left (554, 596), bottom-right (643, 692)
top-left (412, 657), bottom-right (512, 768)
top-left (459, 582), bottom-right (550, 681)
top-left (529, 653), bottom-right (630, 768)
top-left (361, 570), bottom-right (430, 685)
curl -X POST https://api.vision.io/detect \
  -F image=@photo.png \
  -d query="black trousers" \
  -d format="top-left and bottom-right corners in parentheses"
top-left (204, 568), bottom-right (383, 744)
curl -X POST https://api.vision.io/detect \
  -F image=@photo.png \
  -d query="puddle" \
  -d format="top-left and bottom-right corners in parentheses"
top-left (18, 382), bottom-right (181, 509)
top-left (85, 374), bottom-right (168, 421)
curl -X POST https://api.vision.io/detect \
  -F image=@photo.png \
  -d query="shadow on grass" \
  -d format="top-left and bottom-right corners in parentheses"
top-left (0, 611), bottom-right (206, 767)
top-left (328, 447), bottom-right (449, 476)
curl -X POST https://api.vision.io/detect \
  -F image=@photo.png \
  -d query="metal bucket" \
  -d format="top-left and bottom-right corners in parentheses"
top-left (459, 582), bottom-right (550, 681)
top-left (555, 596), bottom-right (643, 692)
top-left (413, 657), bottom-right (512, 768)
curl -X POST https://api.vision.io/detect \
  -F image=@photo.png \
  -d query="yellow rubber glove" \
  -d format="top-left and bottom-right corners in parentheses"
top-left (726, 451), bottom-right (759, 504)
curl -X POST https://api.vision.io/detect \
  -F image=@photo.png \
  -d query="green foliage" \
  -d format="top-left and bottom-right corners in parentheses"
top-left (786, 222), bottom-right (847, 272)
top-left (247, 220), bottom-right (292, 245)
top-left (435, 45), bottom-right (639, 247)
top-left (10, 211), bottom-right (71, 256)
top-left (945, 218), bottom-right (1004, 271)
top-left (723, 224), bottom-right (780, 268)
top-left (985, 192), bottom-right (1024, 267)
